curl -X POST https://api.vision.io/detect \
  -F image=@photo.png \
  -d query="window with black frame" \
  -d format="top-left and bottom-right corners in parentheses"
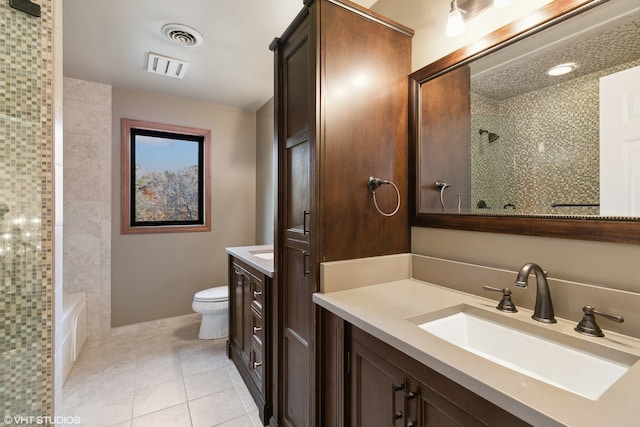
top-left (121, 118), bottom-right (211, 234)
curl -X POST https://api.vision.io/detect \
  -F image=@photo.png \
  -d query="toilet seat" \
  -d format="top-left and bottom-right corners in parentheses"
top-left (194, 286), bottom-right (228, 303)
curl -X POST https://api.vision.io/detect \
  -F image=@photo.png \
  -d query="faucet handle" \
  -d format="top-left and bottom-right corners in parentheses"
top-left (575, 305), bottom-right (624, 337)
top-left (483, 285), bottom-right (518, 313)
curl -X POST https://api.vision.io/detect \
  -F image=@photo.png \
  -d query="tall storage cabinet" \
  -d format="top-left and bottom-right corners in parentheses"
top-left (270, 1), bottom-right (412, 426)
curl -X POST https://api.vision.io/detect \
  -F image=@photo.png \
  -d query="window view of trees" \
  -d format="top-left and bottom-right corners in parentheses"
top-left (134, 163), bottom-right (199, 222)
top-left (131, 132), bottom-right (203, 226)
top-left (121, 118), bottom-right (211, 234)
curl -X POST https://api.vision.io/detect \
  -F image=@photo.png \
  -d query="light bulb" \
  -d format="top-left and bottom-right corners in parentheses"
top-left (446, 1), bottom-right (465, 37)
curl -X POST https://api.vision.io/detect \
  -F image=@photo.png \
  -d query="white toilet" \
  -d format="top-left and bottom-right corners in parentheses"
top-left (192, 286), bottom-right (229, 339)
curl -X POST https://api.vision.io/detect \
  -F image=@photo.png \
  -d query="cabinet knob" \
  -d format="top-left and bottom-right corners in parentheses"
top-left (406, 391), bottom-right (416, 400)
top-left (253, 326), bottom-right (262, 334)
top-left (393, 383), bottom-right (404, 392)
top-left (394, 411), bottom-right (403, 420)
top-left (253, 360), bottom-right (262, 369)
top-left (253, 290), bottom-right (262, 298)
top-left (407, 422), bottom-right (416, 427)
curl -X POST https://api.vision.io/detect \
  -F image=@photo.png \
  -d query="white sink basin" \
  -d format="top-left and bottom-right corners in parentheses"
top-left (416, 307), bottom-right (634, 400)
top-left (250, 250), bottom-right (273, 260)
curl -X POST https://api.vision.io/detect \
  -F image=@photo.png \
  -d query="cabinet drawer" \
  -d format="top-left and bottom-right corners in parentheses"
top-left (249, 343), bottom-right (264, 391)
top-left (250, 274), bottom-right (264, 313)
top-left (250, 308), bottom-right (264, 347)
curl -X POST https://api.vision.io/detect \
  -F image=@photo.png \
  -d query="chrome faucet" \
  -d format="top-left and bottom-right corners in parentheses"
top-left (514, 263), bottom-right (556, 323)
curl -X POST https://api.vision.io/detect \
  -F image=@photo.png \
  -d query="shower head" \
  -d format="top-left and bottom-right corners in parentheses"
top-left (479, 129), bottom-right (499, 143)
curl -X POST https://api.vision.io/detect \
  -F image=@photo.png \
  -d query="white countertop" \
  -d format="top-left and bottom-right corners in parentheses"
top-left (313, 278), bottom-right (640, 426)
top-left (225, 245), bottom-right (274, 278)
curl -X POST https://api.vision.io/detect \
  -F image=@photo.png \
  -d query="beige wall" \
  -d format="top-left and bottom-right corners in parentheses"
top-left (369, 0), bottom-right (640, 296)
top-left (412, 227), bottom-right (640, 294)
top-left (255, 98), bottom-right (275, 245)
top-left (111, 88), bottom-right (257, 327)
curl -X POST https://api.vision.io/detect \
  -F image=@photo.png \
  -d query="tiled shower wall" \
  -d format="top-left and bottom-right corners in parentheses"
top-left (63, 78), bottom-right (112, 340)
top-left (1, 0), bottom-right (55, 420)
top-left (471, 58), bottom-right (640, 215)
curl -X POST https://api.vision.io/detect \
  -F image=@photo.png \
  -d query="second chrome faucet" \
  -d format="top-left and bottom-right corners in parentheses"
top-left (515, 262), bottom-right (556, 323)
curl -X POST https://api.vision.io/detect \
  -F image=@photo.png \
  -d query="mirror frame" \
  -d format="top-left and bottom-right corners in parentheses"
top-left (409, 0), bottom-right (640, 245)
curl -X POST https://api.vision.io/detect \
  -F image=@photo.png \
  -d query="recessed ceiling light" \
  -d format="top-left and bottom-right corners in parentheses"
top-left (547, 63), bottom-right (577, 76)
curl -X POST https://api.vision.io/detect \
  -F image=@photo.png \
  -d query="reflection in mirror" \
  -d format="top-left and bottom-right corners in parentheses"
top-left (416, 0), bottom-right (640, 218)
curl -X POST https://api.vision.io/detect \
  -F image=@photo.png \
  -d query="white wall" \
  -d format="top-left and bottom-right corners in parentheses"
top-left (111, 88), bottom-right (256, 327)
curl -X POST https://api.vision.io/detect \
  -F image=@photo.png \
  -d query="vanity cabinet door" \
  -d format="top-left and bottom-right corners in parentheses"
top-left (347, 325), bottom-right (531, 427)
top-left (350, 328), bottom-right (406, 427)
top-left (406, 374), bottom-right (486, 427)
top-left (230, 262), bottom-right (247, 357)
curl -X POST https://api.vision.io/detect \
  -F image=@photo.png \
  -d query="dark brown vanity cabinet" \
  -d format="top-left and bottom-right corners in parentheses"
top-left (271, 1), bottom-right (412, 426)
top-left (228, 257), bottom-right (271, 423)
top-left (351, 326), bottom-right (531, 427)
top-left (319, 311), bottom-right (531, 427)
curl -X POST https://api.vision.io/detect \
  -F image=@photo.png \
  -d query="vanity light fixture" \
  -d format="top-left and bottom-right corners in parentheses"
top-left (446, 0), bottom-right (506, 38)
top-left (547, 62), bottom-right (577, 76)
top-left (446, 0), bottom-right (466, 37)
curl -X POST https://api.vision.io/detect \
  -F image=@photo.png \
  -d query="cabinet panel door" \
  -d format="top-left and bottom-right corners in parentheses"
top-left (286, 139), bottom-right (311, 242)
top-left (230, 263), bottom-right (245, 352)
top-left (281, 244), bottom-right (312, 427)
top-left (350, 334), bottom-right (405, 427)
top-left (406, 374), bottom-right (484, 427)
top-left (241, 269), bottom-right (252, 362)
top-left (278, 12), bottom-right (315, 427)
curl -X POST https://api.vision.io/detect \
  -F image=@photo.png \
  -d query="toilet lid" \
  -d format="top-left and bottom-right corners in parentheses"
top-left (194, 286), bottom-right (228, 302)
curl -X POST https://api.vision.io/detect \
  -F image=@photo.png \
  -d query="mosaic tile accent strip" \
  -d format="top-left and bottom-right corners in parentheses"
top-left (1, 0), bottom-right (54, 421)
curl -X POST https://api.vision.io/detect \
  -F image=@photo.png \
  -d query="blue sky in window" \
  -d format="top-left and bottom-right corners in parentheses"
top-left (136, 135), bottom-right (198, 172)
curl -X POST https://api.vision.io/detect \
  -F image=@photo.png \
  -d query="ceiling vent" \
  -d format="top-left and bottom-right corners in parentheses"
top-left (146, 52), bottom-right (188, 79)
top-left (161, 23), bottom-right (204, 48)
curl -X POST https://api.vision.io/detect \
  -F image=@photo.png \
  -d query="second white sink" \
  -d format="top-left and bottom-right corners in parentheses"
top-left (416, 307), bottom-right (634, 400)
top-left (250, 250), bottom-right (273, 260)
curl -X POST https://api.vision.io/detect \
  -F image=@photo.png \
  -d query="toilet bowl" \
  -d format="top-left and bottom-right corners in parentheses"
top-left (192, 286), bottom-right (228, 339)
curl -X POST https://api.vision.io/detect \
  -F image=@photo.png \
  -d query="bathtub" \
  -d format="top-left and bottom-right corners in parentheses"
top-left (60, 292), bottom-right (87, 383)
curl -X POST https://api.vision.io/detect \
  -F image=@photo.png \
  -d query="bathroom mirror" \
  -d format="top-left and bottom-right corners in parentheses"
top-left (410, 0), bottom-right (640, 244)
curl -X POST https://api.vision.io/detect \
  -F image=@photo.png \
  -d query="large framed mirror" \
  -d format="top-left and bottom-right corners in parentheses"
top-left (410, 0), bottom-right (640, 244)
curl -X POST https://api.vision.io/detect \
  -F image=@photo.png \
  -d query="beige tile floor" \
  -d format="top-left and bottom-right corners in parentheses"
top-left (60, 319), bottom-right (262, 427)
